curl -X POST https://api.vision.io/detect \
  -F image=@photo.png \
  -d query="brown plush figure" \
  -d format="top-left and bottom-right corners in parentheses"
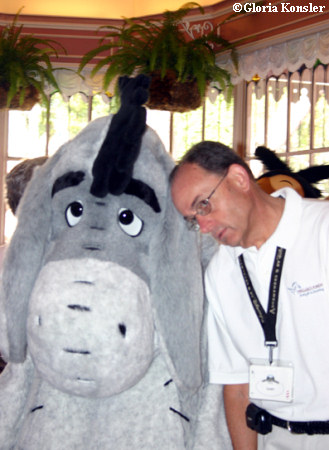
top-left (255, 146), bottom-right (329, 198)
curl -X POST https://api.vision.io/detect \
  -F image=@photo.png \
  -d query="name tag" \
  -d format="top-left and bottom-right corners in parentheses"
top-left (249, 359), bottom-right (294, 403)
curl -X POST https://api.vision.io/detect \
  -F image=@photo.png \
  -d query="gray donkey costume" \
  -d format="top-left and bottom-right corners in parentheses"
top-left (0, 75), bottom-right (230, 449)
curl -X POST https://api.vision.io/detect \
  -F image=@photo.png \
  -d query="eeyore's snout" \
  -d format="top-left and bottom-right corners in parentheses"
top-left (27, 259), bottom-right (154, 398)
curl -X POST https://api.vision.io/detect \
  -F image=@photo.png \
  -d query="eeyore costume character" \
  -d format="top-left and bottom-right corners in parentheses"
top-left (0, 75), bottom-right (230, 449)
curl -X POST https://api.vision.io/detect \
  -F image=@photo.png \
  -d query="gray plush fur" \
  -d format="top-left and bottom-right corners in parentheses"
top-left (0, 115), bottom-right (231, 449)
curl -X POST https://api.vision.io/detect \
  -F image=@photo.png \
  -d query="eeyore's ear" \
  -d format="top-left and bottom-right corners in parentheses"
top-left (0, 150), bottom-right (64, 363)
top-left (149, 182), bottom-right (208, 390)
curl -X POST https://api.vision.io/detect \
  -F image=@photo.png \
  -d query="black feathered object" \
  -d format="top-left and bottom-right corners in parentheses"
top-left (90, 74), bottom-right (150, 197)
top-left (255, 146), bottom-right (329, 198)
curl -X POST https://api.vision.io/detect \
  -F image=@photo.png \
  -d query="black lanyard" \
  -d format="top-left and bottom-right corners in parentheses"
top-left (238, 246), bottom-right (286, 364)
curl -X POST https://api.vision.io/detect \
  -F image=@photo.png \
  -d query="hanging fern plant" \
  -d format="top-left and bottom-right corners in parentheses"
top-left (79, 3), bottom-right (239, 112)
top-left (0, 8), bottom-right (66, 110)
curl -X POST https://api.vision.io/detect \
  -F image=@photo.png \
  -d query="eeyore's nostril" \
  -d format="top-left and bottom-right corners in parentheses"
top-left (31, 405), bottom-right (44, 413)
top-left (83, 245), bottom-right (102, 251)
top-left (90, 226), bottom-right (105, 231)
top-left (118, 323), bottom-right (126, 337)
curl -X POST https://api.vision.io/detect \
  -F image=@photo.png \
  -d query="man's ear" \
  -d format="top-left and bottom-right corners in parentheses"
top-left (227, 163), bottom-right (251, 191)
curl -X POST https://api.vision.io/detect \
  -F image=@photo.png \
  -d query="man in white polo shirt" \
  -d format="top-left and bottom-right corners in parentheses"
top-left (170, 140), bottom-right (329, 449)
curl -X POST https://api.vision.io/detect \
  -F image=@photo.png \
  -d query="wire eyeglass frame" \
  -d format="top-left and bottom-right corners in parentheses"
top-left (184, 171), bottom-right (228, 231)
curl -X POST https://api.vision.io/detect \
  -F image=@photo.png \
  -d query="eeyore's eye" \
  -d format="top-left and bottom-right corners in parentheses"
top-left (65, 202), bottom-right (84, 227)
top-left (118, 208), bottom-right (143, 237)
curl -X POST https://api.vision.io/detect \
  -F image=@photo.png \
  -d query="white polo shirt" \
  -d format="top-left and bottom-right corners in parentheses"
top-left (206, 187), bottom-right (329, 421)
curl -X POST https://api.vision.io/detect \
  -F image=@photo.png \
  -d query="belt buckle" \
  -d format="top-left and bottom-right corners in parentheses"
top-left (287, 421), bottom-right (294, 433)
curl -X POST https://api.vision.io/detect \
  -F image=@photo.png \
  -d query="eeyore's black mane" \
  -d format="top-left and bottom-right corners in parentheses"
top-left (90, 75), bottom-right (151, 198)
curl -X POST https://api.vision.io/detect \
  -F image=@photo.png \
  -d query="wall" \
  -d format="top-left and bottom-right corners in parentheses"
top-left (2, 0), bottom-right (215, 20)
top-left (1, 1), bottom-right (328, 69)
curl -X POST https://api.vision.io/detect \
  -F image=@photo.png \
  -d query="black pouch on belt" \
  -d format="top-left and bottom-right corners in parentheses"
top-left (246, 403), bottom-right (273, 435)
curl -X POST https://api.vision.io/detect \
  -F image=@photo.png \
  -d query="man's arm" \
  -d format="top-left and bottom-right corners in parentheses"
top-left (224, 383), bottom-right (257, 450)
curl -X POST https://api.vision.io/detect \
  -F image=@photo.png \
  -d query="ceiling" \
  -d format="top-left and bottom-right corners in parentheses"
top-left (3, 0), bottom-right (217, 20)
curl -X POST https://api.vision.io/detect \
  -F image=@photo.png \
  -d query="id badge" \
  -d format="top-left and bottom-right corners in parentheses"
top-left (249, 359), bottom-right (294, 403)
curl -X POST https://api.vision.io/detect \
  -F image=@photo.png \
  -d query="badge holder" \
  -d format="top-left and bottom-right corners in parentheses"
top-left (249, 349), bottom-right (294, 403)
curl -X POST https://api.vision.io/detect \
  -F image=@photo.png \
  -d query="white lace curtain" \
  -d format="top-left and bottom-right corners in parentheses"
top-left (46, 70), bottom-right (116, 103)
top-left (218, 29), bottom-right (329, 84)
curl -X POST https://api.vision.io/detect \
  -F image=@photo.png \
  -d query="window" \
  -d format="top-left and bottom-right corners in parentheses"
top-left (172, 92), bottom-right (234, 160)
top-left (246, 63), bottom-right (329, 196)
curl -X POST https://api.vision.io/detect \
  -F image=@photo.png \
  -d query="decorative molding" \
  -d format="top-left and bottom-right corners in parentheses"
top-left (180, 20), bottom-right (215, 39)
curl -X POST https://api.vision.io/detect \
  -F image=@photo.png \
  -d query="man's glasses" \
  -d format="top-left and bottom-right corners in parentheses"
top-left (184, 171), bottom-right (227, 231)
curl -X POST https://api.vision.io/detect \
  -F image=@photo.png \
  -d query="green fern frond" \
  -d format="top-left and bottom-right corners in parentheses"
top-left (0, 8), bottom-right (68, 108)
top-left (79, 2), bottom-right (240, 98)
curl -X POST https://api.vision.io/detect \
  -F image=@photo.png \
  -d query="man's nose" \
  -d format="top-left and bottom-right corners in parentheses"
top-left (197, 215), bottom-right (214, 234)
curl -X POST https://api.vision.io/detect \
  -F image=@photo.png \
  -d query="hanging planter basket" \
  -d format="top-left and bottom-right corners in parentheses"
top-left (0, 85), bottom-right (40, 111)
top-left (146, 70), bottom-right (203, 113)
top-left (79, 4), bottom-right (239, 115)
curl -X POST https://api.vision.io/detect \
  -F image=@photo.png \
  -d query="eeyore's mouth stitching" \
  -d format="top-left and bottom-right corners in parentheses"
top-left (76, 378), bottom-right (95, 383)
top-left (64, 348), bottom-right (91, 355)
top-left (67, 305), bottom-right (91, 312)
top-left (83, 246), bottom-right (102, 251)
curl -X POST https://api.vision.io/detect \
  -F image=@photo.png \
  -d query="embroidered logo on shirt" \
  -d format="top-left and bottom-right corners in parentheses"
top-left (288, 281), bottom-right (324, 297)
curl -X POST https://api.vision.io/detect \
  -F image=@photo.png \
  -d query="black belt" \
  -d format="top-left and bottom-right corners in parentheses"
top-left (246, 403), bottom-right (329, 435)
top-left (271, 414), bottom-right (329, 435)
